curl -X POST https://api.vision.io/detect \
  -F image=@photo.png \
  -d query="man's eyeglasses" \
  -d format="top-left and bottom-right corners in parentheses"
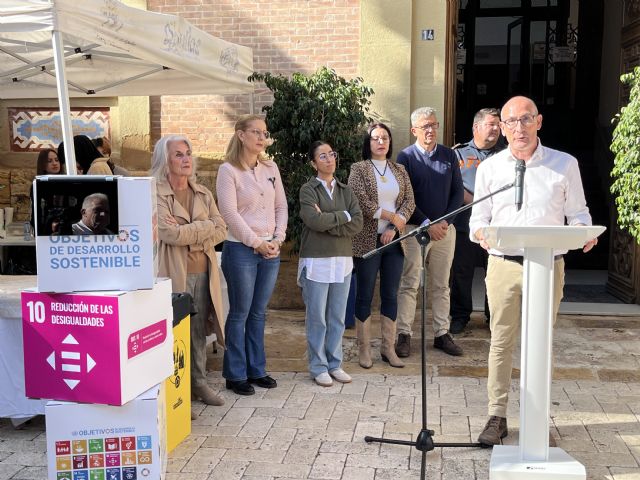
top-left (501, 114), bottom-right (537, 130)
top-left (414, 122), bottom-right (439, 131)
top-left (316, 151), bottom-right (338, 162)
top-left (371, 136), bottom-right (390, 144)
top-left (246, 129), bottom-right (271, 139)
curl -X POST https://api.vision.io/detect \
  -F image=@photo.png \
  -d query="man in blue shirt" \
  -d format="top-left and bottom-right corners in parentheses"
top-left (395, 107), bottom-right (464, 357)
top-left (450, 108), bottom-right (506, 334)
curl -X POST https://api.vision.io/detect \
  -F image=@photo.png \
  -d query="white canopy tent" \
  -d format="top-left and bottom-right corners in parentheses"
top-left (0, 0), bottom-right (254, 173)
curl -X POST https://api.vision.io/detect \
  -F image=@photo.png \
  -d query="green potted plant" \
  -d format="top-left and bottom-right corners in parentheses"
top-left (249, 67), bottom-right (374, 252)
top-left (611, 66), bottom-right (640, 242)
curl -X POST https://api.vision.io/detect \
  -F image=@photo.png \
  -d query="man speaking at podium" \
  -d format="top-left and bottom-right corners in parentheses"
top-left (469, 95), bottom-right (598, 447)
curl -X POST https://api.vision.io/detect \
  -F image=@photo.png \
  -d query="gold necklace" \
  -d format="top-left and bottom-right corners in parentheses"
top-left (370, 159), bottom-right (388, 183)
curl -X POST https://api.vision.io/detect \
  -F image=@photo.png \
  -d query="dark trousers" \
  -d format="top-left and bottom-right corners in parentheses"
top-left (353, 236), bottom-right (404, 321)
top-left (450, 231), bottom-right (489, 322)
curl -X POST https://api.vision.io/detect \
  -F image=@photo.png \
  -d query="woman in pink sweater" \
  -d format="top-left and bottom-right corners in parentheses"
top-left (216, 114), bottom-right (288, 396)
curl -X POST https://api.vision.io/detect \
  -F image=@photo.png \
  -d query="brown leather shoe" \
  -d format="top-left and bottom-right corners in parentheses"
top-left (478, 416), bottom-right (508, 447)
top-left (395, 333), bottom-right (411, 358)
top-left (433, 333), bottom-right (463, 356)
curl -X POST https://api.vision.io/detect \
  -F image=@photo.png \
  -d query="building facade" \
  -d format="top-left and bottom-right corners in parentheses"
top-left (1, 0), bottom-right (638, 303)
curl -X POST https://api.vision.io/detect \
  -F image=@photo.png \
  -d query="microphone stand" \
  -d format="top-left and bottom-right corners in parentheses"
top-left (362, 181), bottom-right (514, 480)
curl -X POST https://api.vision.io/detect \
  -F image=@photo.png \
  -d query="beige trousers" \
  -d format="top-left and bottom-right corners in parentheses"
top-left (485, 255), bottom-right (565, 417)
top-left (396, 224), bottom-right (456, 338)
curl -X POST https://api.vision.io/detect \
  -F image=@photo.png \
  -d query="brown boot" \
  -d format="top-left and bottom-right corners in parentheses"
top-left (380, 316), bottom-right (405, 368)
top-left (395, 333), bottom-right (411, 358)
top-left (434, 333), bottom-right (463, 356)
top-left (478, 416), bottom-right (508, 447)
top-left (356, 318), bottom-right (373, 369)
top-left (192, 385), bottom-right (225, 406)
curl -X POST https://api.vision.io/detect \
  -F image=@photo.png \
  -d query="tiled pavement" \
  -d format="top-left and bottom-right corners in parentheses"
top-left (1, 309), bottom-right (640, 479)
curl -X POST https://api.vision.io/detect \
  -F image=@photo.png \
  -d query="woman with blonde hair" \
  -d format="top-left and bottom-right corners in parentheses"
top-left (152, 134), bottom-right (228, 407)
top-left (216, 114), bottom-right (288, 396)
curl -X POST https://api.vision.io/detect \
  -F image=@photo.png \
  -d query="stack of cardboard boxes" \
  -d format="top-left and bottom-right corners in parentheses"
top-left (22, 176), bottom-right (188, 480)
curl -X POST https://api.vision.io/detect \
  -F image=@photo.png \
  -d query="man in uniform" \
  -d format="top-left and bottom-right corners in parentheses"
top-left (450, 108), bottom-right (505, 334)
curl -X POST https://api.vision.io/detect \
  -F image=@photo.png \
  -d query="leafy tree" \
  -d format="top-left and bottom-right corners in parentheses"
top-left (249, 67), bottom-right (374, 252)
top-left (611, 66), bottom-right (640, 243)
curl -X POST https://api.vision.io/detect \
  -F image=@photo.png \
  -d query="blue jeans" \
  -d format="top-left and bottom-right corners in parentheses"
top-left (300, 269), bottom-right (351, 377)
top-left (353, 236), bottom-right (404, 321)
top-left (221, 241), bottom-right (280, 382)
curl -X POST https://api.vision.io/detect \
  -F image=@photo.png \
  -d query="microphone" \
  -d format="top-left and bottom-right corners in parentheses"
top-left (514, 159), bottom-right (526, 211)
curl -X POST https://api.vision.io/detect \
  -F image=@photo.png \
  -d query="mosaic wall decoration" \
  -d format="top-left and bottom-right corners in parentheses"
top-left (9, 108), bottom-right (110, 152)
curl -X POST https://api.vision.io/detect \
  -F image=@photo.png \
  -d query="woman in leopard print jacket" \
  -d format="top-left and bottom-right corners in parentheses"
top-left (348, 123), bottom-right (415, 370)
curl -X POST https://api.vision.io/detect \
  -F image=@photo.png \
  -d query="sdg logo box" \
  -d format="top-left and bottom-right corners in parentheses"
top-left (22, 279), bottom-right (173, 405)
top-left (34, 176), bottom-right (158, 293)
top-left (46, 384), bottom-right (167, 480)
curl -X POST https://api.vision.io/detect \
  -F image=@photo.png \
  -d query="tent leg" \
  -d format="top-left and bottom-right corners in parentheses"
top-left (52, 30), bottom-right (77, 175)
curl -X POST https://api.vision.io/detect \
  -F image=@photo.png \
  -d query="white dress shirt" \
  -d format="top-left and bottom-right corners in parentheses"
top-left (469, 141), bottom-right (592, 256)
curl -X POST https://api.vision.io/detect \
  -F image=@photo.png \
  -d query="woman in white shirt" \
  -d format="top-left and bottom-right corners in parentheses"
top-left (298, 141), bottom-right (363, 386)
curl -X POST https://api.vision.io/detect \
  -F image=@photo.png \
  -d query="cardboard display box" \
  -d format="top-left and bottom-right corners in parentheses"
top-left (22, 279), bottom-right (173, 406)
top-left (46, 384), bottom-right (167, 480)
top-left (165, 293), bottom-right (191, 453)
top-left (34, 176), bottom-right (158, 293)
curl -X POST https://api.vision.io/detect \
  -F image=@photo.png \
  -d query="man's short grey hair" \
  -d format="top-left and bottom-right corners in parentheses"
top-left (82, 193), bottom-right (109, 210)
top-left (410, 107), bottom-right (437, 126)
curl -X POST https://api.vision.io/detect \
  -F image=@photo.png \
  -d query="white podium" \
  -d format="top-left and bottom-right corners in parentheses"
top-left (483, 225), bottom-right (606, 480)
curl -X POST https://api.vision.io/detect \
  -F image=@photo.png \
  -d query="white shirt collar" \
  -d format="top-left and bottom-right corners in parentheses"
top-left (414, 141), bottom-right (438, 157)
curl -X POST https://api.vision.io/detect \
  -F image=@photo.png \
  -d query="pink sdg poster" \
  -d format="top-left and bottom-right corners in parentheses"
top-left (22, 292), bottom-right (122, 404)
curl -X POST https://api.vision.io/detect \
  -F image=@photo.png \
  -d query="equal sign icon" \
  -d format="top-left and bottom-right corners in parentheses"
top-left (47, 334), bottom-right (97, 390)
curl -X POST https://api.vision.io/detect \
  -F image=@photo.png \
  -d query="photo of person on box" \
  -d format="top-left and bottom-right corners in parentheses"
top-left (151, 135), bottom-right (228, 408)
top-left (71, 193), bottom-right (114, 235)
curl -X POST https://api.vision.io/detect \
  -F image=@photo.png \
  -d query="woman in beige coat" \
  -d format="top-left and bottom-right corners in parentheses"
top-left (151, 135), bottom-right (228, 407)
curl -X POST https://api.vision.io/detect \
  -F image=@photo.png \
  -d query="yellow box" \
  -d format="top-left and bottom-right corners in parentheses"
top-left (165, 294), bottom-right (191, 452)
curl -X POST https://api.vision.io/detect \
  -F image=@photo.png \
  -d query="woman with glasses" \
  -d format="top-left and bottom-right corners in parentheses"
top-left (299, 141), bottom-right (363, 387)
top-left (216, 114), bottom-right (288, 396)
top-left (348, 123), bottom-right (415, 369)
top-left (152, 135), bottom-right (228, 408)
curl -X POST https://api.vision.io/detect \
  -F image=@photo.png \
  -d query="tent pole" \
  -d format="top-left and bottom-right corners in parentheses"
top-left (51, 30), bottom-right (77, 175)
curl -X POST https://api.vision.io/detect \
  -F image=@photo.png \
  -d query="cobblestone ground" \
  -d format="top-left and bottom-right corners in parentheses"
top-left (2, 308), bottom-right (640, 479)
top-left (1, 372), bottom-right (640, 479)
